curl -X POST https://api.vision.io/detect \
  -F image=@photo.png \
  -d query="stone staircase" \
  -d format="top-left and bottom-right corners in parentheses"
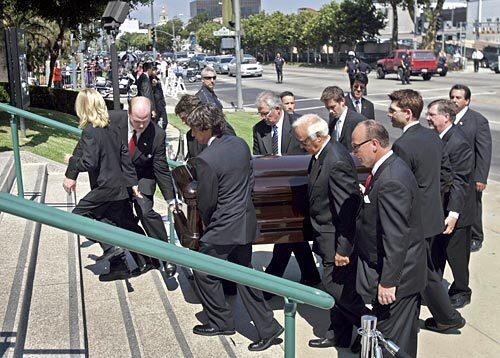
top-left (0, 151), bottom-right (288, 357)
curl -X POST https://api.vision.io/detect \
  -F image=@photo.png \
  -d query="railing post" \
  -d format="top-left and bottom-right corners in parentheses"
top-left (9, 114), bottom-right (24, 197)
top-left (168, 209), bottom-right (176, 245)
top-left (284, 298), bottom-right (297, 358)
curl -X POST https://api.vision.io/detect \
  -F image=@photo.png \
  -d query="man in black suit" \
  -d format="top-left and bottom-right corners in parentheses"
top-left (108, 97), bottom-right (176, 247)
top-left (352, 120), bottom-right (426, 358)
top-left (196, 67), bottom-right (223, 109)
top-left (389, 89), bottom-right (464, 332)
top-left (345, 73), bottom-right (375, 119)
top-left (427, 99), bottom-right (476, 309)
top-left (320, 86), bottom-right (366, 151)
top-left (280, 91), bottom-right (298, 119)
top-left (253, 91), bottom-right (320, 290)
top-left (136, 62), bottom-right (156, 119)
top-left (293, 114), bottom-right (366, 352)
top-left (449, 84), bottom-right (492, 252)
top-left (174, 94), bottom-right (236, 159)
top-left (186, 104), bottom-right (284, 351)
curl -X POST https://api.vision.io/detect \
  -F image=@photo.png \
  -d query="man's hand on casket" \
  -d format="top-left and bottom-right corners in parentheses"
top-left (334, 253), bottom-right (350, 267)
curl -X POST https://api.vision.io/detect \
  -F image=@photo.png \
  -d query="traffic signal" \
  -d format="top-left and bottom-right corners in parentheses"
top-left (416, 17), bottom-right (423, 35)
top-left (436, 17), bottom-right (443, 31)
top-left (151, 28), bottom-right (156, 42)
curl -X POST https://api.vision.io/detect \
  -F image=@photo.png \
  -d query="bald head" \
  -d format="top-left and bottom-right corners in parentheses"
top-left (128, 96), bottom-right (151, 133)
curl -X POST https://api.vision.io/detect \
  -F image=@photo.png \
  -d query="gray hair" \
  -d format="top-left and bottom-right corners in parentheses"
top-left (255, 91), bottom-right (283, 110)
top-left (201, 66), bottom-right (216, 77)
top-left (293, 113), bottom-right (329, 140)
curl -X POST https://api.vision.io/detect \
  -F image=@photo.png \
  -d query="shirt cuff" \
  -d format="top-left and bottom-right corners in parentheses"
top-left (448, 211), bottom-right (460, 219)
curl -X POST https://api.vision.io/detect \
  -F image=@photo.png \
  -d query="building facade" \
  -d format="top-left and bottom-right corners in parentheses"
top-left (190, 0), bottom-right (261, 19)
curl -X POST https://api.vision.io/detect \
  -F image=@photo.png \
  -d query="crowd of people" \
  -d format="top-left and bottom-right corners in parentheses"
top-left (62, 59), bottom-right (491, 355)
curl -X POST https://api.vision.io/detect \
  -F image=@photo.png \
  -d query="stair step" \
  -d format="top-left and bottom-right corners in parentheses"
top-left (0, 163), bottom-right (47, 357)
top-left (0, 152), bottom-right (15, 194)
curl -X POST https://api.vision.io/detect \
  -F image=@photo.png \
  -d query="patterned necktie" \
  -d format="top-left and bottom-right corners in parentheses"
top-left (128, 130), bottom-right (136, 157)
top-left (355, 100), bottom-right (362, 113)
top-left (272, 125), bottom-right (279, 155)
top-left (364, 173), bottom-right (374, 192)
top-left (334, 120), bottom-right (342, 141)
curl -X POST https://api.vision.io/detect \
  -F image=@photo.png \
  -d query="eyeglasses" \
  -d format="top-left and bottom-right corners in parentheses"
top-left (351, 138), bottom-right (372, 152)
top-left (203, 76), bottom-right (217, 80)
top-left (258, 108), bottom-right (275, 118)
top-left (297, 136), bottom-right (311, 145)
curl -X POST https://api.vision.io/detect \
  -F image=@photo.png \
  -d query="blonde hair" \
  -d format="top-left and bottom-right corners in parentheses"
top-left (75, 88), bottom-right (109, 128)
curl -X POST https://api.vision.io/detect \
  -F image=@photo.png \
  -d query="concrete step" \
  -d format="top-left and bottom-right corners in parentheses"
top-left (0, 163), bottom-right (47, 357)
top-left (0, 152), bottom-right (15, 194)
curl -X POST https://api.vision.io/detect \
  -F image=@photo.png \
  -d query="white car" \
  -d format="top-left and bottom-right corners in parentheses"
top-left (228, 56), bottom-right (263, 77)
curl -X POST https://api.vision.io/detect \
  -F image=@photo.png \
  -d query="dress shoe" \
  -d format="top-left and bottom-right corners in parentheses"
top-left (470, 239), bottom-right (482, 252)
top-left (350, 335), bottom-right (362, 353)
top-left (99, 261), bottom-right (130, 282)
top-left (96, 247), bottom-right (124, 262)
top-left (248, 327), bottom-right (284, 351)
top-left (308, 337), bottom-right (337, 348)
top-left (450, 294), bottom-right (471, 309)
top-left (424, 317), bottom-right (466, 332)
top-left (192, 324), bottom-right (235, 336)
top-left (164, 262), bottom-right (177, 277)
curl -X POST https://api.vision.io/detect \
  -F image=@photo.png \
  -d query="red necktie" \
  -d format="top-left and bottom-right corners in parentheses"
top-left (128, 131), bottom-right (136, 157)
top-left (364, 173), bottom-right (373, 191)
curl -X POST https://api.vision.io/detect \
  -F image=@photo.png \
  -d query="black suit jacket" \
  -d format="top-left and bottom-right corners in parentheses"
top-left (191, 135), bottom-right (257, 246)
top-left (253, 112), bottom-right (305, 155)
top-left (344, 94), bottom-right (375, 120)
top-left (455, 108), bottom-right (492, 184)
top-left (108, 110), bottom-right (174, 200)
top-left (66, 124), bottom-right (137, 203)
top-left (441, 125), bottom-right (476, 228)
top-left (356, 154), bottom-right (426, 301)
top-left (196, 85), bottom-right (223, 109)
top-left (392, 123), bottom-right (446, 238)
top-left (329, 109), bottom-right (366, 152)
top-left (136, 73), bottom-right (156, 113)
top-left (308, 139), bottom-right (361, 262)
top-left (186, 122), bottom-right (236, 159)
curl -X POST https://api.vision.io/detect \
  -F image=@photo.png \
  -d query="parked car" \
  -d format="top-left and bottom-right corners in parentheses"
top-left (490, 59), bottom-right (500, 73)
top-left (228, 55), bottom-right (263, 77)
top-left (214, 55), bottom-right (234, 74)
top-left (204, 56), bottom-right (217, 68)
top-left (174, 52), bottom-right (190, 68)
top-left (376, 49), bottom-right (438, 81)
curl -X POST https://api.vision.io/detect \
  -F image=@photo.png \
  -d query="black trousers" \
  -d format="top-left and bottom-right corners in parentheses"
top-left (372, 294), bottom-right (420, 358)
top-left (473, 59), bottom-right (480, 72)
top-left (431, 226), bottom-right (472, 297)
top-left (193, 242), bottom-right (281, 339)
top-left (322, 257), bottom-right (369, 346)
top-left (401, 69), bottom-right (410, 84)
top-left (276, 68), bottom-right (283, 83)
top-left (421, 237), bottom-right (461, 325)
top-left (133, 194), bottom-right (168, 242)
top-left (471, 190), bottom-right (484, 243)
top-left (265, 242), bottom-right (320, 283)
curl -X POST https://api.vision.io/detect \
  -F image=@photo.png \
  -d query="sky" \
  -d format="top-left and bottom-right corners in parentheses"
top-left (129, 0), bottom-right (333, 25)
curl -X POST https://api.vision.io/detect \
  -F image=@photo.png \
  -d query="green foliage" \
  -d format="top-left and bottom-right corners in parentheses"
top-left (182, 12), bottom-right (212, 37)
top-left (155, 18), bottom-right (184, 52)
top-left (197, 22), bottom-right (223, 53)
top-left (117, 32), bottom-right (150, 52)
top-left (337, 0), bottom-right (386, 46)
top-left (0, 83), bottom-right (10, 103)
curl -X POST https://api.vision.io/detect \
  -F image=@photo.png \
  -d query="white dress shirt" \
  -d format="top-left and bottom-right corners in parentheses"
top-left (334, 107), bottom-right (348, 141)
top-left (402, 121), bottom-right (419, 133)
top-left (350, 93), bottom-right (362, 113)
top-left (207, 136), bottom-right (216, 146)
top-left (454, 106), bottom-right (468, 125)
top-left (372, 150), bottom-right (393, 175)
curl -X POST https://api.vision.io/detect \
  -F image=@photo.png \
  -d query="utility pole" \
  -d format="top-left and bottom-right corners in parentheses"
top-left (413, 1), bottom-right (418, 50)
top-left (234, 0), bottom-right (243, 111)
top-left (150, 0), bottom-right (156, 59)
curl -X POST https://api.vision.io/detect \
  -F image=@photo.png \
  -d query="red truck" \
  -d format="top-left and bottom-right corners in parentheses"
top-left (376, 49), bottom-right (438, 81)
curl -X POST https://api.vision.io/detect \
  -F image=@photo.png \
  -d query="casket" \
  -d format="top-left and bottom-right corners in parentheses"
top-left (171, 154), bottom-right (369, 248)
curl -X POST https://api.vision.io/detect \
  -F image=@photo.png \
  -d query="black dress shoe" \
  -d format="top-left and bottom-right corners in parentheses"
top-left (96, 247), bottom-right (124, 262)
top-left (99, 261), bottom-right (130, 282)
top-left (248, 327), bottom-right (284, 351)
top-left (450, 294), bottom-right (471, 309)
top-left (192, 324), bottom-right (235, 336)
top-left (308, 337), bottom-right (337, 348)
top-left (470, 239), bottom-right (482, 252)
top-left (424, 317), bottom-right (466, 332)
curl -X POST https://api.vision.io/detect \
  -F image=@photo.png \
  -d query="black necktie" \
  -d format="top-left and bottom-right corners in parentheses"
top-left (272, 125), bottom-right (279, 155)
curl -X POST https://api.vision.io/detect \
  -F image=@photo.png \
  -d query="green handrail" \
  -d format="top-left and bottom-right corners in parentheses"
top-left (0, 102), bottom-right (335, 357)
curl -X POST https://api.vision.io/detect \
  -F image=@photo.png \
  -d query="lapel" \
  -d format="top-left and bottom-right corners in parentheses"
top-left (338, 109), bottom-right (350, 143)
top-left (120, 117), bottom-right (128, 144)
top-left (133, 121), bottom-right (154, 162)
top-left (369, 153), bottom-right (397, 194)
top-left (457, 108), bottom-right (471, 127)
top-left (361, 98), bottom-right (369, 113)
top-left (262, 123), bottom-right (273, 154)
top-left (281, 113), bottom-right (292, 153)
top-left (308, 141), bottom-right (330, 195)
top-left (441, 124), bottom-right (455, 144)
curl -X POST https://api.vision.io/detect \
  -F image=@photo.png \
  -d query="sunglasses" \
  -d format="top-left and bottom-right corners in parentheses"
top-left (203, 76), bottom-right (217, 80)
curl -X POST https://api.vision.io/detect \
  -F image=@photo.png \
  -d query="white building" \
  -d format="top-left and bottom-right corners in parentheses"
top-left (117, 18), bottom-right (148, 38)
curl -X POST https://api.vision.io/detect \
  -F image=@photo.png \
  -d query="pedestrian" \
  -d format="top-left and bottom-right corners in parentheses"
top-left (320, 86), bottom-right (366, 151)
top-left (195, 67), bottom-right (223, 109)
top-left (293, 114), bottom-right (366, 353)
top-left (401, 50), bottom-right (411, 85)
top-left (274, 52), bottom-right (285, 83)
top-left (453, 50), bottom-right (461, 71)
top-left (471, 48), bottom-right (483, 72)
top-left (352, 120), bottom-right (426, 358)
top-left (427, 99), bottom-right (476, 310)
top-left (345, 73), bottom-right (375, 120)
top-left (449, 84), bottom-right (492, 252)
top-left (136, 62), bottom-right (157, 120)
top-left (186, 104), bottom-right (284, 352)
top-left (151, 68), bottom-right (168, 129)
top-left (345, 51), bottom-right (359, 88)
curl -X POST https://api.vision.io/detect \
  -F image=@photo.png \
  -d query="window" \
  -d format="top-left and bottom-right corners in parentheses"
top-left (412, 51), bottom-right (436, 60)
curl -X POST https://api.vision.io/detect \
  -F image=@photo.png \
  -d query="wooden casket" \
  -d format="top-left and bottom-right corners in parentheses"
top-left (171, 154), bottom-right (369, 248)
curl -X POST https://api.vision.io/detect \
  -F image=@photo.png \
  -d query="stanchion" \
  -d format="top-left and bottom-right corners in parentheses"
top-left (9, 114), bottom-right (24, 197)
top-left (284, 298), bottom-right (297, 358)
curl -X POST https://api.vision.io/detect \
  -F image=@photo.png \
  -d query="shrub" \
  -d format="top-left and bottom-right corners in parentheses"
top-left (0, 82), bottom-right (10, 103)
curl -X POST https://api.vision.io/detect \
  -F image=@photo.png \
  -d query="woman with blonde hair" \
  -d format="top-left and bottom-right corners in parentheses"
top-left (63, 89), bottom-right (145, 281)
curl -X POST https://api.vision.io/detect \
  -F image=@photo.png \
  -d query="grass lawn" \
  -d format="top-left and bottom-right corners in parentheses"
top-left (167, 110), bottom-right (260, 149)
top-left (0, 108), bottom-right (80, 163)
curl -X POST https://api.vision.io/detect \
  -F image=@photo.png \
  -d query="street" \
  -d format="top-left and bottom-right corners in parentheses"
top-left (183, 64), bottom-right (500, 182)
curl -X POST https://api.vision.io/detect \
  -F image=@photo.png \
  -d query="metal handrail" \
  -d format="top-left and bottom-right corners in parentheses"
top-left (0, 102), bottom-right (335, 357)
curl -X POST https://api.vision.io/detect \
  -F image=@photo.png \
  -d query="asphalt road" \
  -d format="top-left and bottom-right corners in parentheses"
top-left (184, 64), bottom-right (500, 182)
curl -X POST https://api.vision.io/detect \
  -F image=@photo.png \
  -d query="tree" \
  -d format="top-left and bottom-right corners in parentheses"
top-left (420, 0), bottom-right (446, 49)
top-left (241, 12), bottom-right (267, 58)
top-left (117, 32), bottom-right (149, 51)
top-left (312, 2), bottom-right (341, 64)
top-left (196, 21), bottom-right (221, 53)
top-left (379, 0), bottom-right (404, 50)
top-left (182, 12), bottom-right (211, 37)
top-left (156, 18), bottom-right (184, 52)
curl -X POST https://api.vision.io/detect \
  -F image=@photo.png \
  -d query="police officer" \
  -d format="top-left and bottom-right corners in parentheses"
top-left (401, 50), bottom-right (411, 85)
top-left (345, 51), bottom-right (359, 88)
top-left (274, 52), bottom-right (285, 83)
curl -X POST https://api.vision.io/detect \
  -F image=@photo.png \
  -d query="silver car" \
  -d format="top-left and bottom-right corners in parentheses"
top-left (214, 55), bottom-right (234, 74)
